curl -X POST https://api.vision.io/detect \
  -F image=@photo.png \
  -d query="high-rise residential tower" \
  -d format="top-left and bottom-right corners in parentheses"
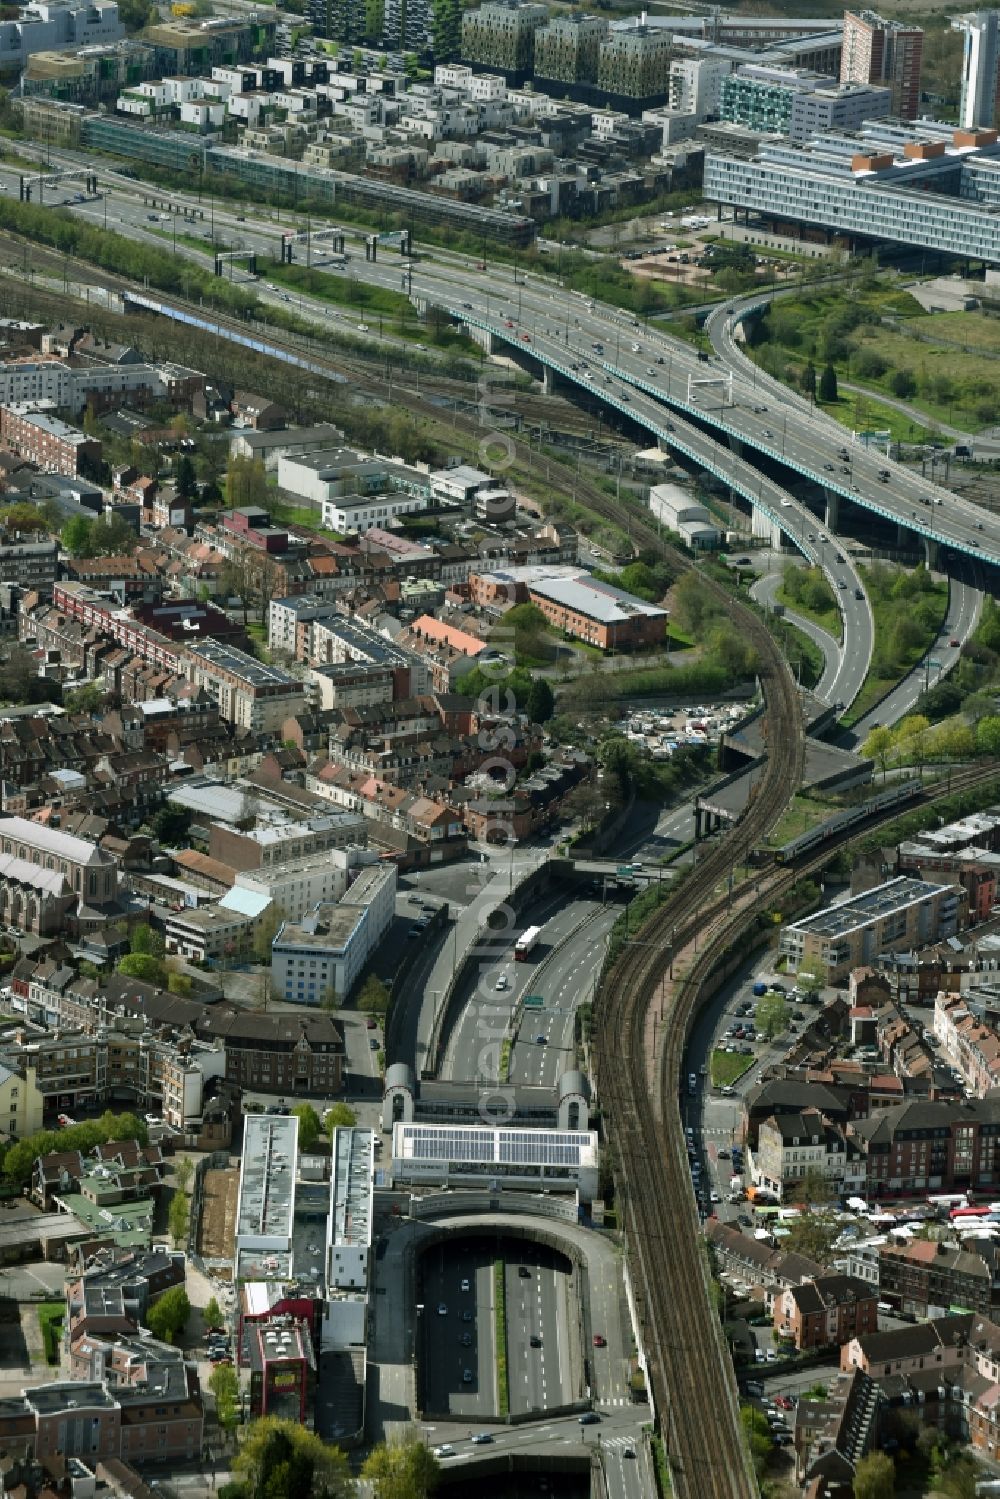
top-left (953, 10), bottom-right (1000, 129)
top-left (840, 9), bottom-right (923, 119)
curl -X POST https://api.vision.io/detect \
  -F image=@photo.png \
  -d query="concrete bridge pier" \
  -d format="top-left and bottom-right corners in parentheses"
top-left (542, 365), bottom-right (556, 397)
top-left (823, 487), bottom-right (841, 532)
top-left (467, 325), bottom-right (497, 356)
top-left (924, 536), bottom-right (940, 570)
top-left (752, 507), bottom-right (783, 547)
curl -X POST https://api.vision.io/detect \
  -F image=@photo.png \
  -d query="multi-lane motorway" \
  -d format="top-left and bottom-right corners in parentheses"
top-left (12, 142), bottom-right (999, 575)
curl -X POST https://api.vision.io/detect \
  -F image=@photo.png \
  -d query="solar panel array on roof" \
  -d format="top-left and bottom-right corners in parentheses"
top-left (399, 1125), bottom-right (592, 1166)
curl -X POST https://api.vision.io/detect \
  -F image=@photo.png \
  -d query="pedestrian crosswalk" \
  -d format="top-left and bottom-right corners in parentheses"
top-left (601, 1397), bottom-right (633, 1408)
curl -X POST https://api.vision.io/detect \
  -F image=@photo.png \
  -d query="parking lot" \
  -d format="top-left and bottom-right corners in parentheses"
top-left (685, 964), bottom-right (830, 1219)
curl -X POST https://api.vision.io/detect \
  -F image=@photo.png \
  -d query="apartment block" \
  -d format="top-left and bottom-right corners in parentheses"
top-left (780, 877), bottom-right (966, 984)
top-left (0, 534), bottom-right (58, 594)
top-left (669, 55), bottom-right (732, 115)
top-left (181, 639), bottom-right (308, 733)
top-left (533, 14), bottom-right (606, 84)
top-left (460, 1), bottom-right (547, 75)
top-left (324, 1126), bottom-right (374, 1349)
top-left (955, 10), bottom-right (1000, 129)
top-left (0, 1058), bottom-right (43, 1142)
top-left (879, 1238), bottom-right (993, 1317)
top-left (773, 1274), bottom-right (878, 1352)
top-left (0, 406), bottom-right (100, 477)
top-left (755, 1107), bottom-right (864, 1202)
top-left (841, 9), bottom-right (923, 118)
top-left (596, 25), bottom-right (673, 102)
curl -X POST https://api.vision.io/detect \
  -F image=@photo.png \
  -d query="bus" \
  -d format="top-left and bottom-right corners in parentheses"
top-left (514, 925), bottom-right (542, 961)
top-left (951, 1205), bottom-right (992, 1220)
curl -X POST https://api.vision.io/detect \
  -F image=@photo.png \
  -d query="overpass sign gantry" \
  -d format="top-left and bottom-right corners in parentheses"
top-left (280, 225), bottom-right (347, 265)
top-left (20, 167), bottom-right (97, 204)
top-left (686, 370), bottom-right (734, 407)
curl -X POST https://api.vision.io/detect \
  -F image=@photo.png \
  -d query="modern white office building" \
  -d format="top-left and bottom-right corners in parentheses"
top-left (390, 1122), bottom-right (600, 1199)
top-left (271, 864), bottom-right (397, 1004)
top-left (954, 10), bottom-right (1000, 129)
top-left (704, 119), bottom-right (1000, 266)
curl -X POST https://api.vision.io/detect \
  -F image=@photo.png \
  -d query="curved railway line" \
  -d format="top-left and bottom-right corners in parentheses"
top-left (597, 754), bottom-right (1000, 1497)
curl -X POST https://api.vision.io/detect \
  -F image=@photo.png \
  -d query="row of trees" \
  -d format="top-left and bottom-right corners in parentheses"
top-left (225, 1417), bottom-right (439, 1499)
top-left (1, 1110), bottom-right (148, 1185)
top-left (862, 712), bottom-right (1000, 775)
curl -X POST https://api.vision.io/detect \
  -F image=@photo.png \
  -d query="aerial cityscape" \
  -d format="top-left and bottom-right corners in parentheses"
top-left (2, 0), bottom-right (1000, 1496)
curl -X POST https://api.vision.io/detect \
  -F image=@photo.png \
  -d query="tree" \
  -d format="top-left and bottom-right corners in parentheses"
top-left (63, 682), bottom-right (105, 715)
top-left (862, 724), bottom-right (895, 780)
top-left (235, 1417), bottom-right (353, 1499)
top-left (292, 1103), bottom-right (321, 1152)
top-left (175, 453), bottom-right (198, 499)
top-left (324, 1103), bottom-right (357, 1134)
top-left (146, 1284), bottom-right (191, 1343)
top-left (796, 968), bottom-right (823, 998)
top-left (361, 1431), bottom-right (440, 1499)
top-left (799, 361), bottom-right (816, 400)
top-left (61, 514), bottom-right (94, 557)
top-left (896, 713), bottom-right (930, 770)
top-left (168, 1189), bottom-right (190, 1248)
top-left (117, 952), bottom-right (167, 986)
top-left (977, 715), bottom-right (1000, 756)
top-left (818, 363), bottom-right (838, 403)
top-left (152, 804), bottom-right (192, 845)
top-left (853, 1452), bottom-right (895, 1499)
top-left (253, 904), bottom-right (284, 965)
top-left (890, 369), bottom-right (917, 399)
top-left (130, 923), bottom-right (165, 959)
top-left (782, 1210), bottom-right (839, 1266)
top-left (203, 1296), bottom-right (223, 1328)
top-left (359, 974), bottom-right (389, 1018)
top-left (526, 677), bottom-right (555, 725)
top-left (756, 991), bottom-right (788, 1040)
top-left (793, 1166), bottom-right (831, 1207)
top-left (174, 1155), bottom-right (195, 1193)
top-left (209, 1361), bottom-right (240, 1433)
top-left (671, 568), bottom-right (720, 638)
top-left (224, 455), bottom-right (268, 512)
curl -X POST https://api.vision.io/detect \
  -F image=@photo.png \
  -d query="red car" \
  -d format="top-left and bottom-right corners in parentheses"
top-left (504, 320), bottom-right (514, 328)
top-left (950, 637), bottom-right (960, 647)
top-left (521, 333), bottom-right (531, 342)
top-left (774, 1396), bottom-right (794, 1410)
top-left (593, 1334), bottom-right (607, 1348)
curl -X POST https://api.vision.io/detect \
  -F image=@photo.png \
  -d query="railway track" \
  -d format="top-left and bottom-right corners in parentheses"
top-left (598, 755), bottom-right (1000, 1498)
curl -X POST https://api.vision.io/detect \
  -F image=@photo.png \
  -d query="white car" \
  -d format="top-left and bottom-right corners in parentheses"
top-left (495, 974), bottom-right (509, 991)
top-left (433, 1445), bottom-right (455, 1458)
top-left (437, 1303), bottom-right (448, 1316)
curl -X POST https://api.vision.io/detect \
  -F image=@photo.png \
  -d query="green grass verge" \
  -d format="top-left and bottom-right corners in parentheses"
top-left (775, 585), bottom-right (842, 644)
top-left (38, 1302), bottom-right (64, 1365)
top-left (650, 1432), bottom-right (672, 1496)
top-left (765, 793), bottom-right (840, 848)
top-left (710, 1050), bottom-right (755, 1088)
top-left (840, 565), bottom-right (949, 728)
top-left (494, 1260), bottom-right (509, 1421)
